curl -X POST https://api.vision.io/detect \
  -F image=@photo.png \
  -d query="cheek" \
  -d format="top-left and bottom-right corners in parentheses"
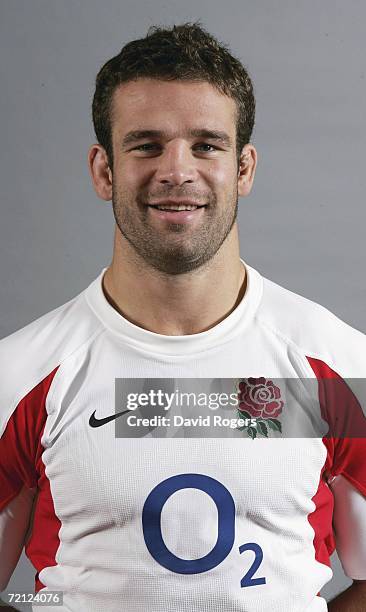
top-left (124, 160), bottom-right (156, 187)
top-left (113, 161), bottom-right (145, 191)
top-left (205, 161), bottom-right (237, 191)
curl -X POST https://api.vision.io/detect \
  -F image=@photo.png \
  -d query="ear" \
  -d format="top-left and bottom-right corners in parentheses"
top-left (237, 144), bottom-right (257, 197)
top-left (88, 144), bottom-right (113, 201)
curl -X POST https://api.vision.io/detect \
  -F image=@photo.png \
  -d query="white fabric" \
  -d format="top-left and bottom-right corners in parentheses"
top-left (0, 261), bottom-right (365, 611)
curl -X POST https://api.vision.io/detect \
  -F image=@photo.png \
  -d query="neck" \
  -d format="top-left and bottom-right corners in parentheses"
top-left (102, 225), bottom-right (246, 336)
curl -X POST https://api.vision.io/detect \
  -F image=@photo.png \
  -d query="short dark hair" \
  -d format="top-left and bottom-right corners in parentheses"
top-left (92, 21), bottom-right (255, 167)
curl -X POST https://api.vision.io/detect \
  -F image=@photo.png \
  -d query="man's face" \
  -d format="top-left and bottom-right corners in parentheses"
top-left (109, 78), bottom-right (244, 275)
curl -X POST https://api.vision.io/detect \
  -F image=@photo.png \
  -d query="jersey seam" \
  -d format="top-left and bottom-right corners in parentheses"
top-left (6, 325), bottom-right (105, 435)
top-left (44, 326), bottom-right (106, 412)
top-left (254, 314), bottom-right (328, 420)
top-left (254, 314), bottom-right (317, 377)
top-left (254, 311), bottom-right (355, 379)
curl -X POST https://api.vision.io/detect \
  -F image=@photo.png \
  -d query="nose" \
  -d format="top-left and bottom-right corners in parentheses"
top-left (154, 140), bottom-right (197, 186)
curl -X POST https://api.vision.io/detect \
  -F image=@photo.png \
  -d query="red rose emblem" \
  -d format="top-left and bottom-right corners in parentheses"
top-left (238, 377), bottom-right (284, 419)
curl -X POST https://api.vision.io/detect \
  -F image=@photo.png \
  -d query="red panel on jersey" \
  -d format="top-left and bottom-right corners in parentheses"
top-left (0, 367), bottom-right (62, 591)
top-left (307, 356), bottom-right (366, 498)
top-left (308, 477), bottom-right (335, 568)
top-left (25, 446), bottom-right (63, 592)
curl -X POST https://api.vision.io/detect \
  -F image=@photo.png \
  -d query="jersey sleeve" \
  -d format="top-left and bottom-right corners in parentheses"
top-left (307, 356), bottom-right (366, 579)
top-left (0, 368), bottom-right (58, 589)
top-left (0, 371), bottom-right (57, 510)
top-left (330, 431), bottom-right (366, 579)
top-left (307, 356), bottom-right (366, 494)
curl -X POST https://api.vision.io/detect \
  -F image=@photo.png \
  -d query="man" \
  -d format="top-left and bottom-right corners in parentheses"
top-left (0, 22), bottom-right (365, 611)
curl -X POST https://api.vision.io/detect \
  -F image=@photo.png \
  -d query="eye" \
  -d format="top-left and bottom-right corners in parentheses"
top-left (133, 143), bottom-right (161, 152)
top-left (194, 143), bottom-right (218, 152)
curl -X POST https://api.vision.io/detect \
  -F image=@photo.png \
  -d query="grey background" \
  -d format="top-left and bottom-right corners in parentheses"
top-left (1, 0), bottom-right (365, 607)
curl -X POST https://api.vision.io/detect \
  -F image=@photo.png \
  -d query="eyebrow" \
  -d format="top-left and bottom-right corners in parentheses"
top-left (121, 129), bottom-right (233, 149)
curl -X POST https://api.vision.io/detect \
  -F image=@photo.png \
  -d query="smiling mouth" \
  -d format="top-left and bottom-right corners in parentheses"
top-left (147, 200), bottom-right (207, 212)
top-left (148, 204), bottom-right (206, 211)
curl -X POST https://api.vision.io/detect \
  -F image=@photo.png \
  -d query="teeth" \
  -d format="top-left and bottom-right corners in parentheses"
top-left (155, 205), bottom-right (198, 211)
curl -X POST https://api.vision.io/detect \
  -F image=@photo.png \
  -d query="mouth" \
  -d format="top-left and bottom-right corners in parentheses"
top-left (146, 200), bottom-right (207, 224)
top-left (147, 200), bottom-right (207, 212)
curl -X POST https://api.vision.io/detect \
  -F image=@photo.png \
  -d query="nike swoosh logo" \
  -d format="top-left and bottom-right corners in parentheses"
top-left (89, 409), bottom-right (130, 428)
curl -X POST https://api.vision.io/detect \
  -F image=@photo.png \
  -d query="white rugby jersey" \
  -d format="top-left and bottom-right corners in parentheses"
top-left (1, 262), bottom-right (366, 612)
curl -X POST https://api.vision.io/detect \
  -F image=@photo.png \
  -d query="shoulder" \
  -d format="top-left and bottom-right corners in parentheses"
top-left (0, 277), bottom-right (104, 435)
top-left (252, 268), bottom-right (366, 376)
